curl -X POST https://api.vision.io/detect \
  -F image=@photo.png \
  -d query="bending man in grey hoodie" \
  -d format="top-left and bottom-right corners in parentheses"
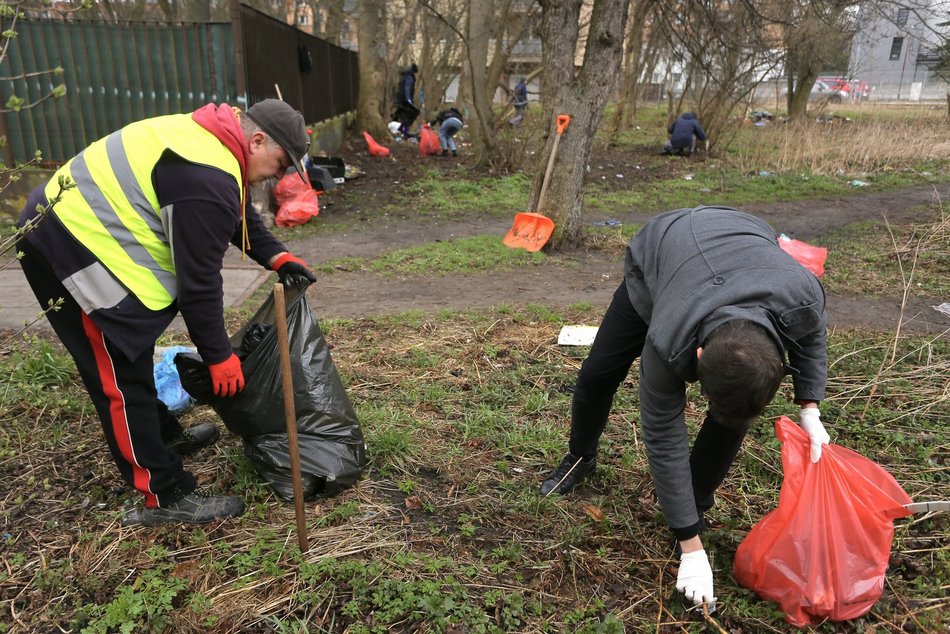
top-left (540, 205), bottom-right (830, 613)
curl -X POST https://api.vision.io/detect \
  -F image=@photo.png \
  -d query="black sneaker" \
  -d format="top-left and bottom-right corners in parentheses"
top-left (539, 453), bottom-right (597, 496)
top-left (166, 423), bottom-right (220, 456)
top-left (122, 487), bottom-right (245, 526)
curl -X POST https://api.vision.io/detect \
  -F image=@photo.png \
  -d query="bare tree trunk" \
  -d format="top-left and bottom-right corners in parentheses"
top-left (535, 0), bottom-right (630, 250)
top-left (356, 0), bottom-right (390, 139)
top-left (320, 0), bottom-right (348, 46)
top-left (612, 0), bottom-right (653, 131)
top-left (461, 0), bottom-right (499, 163)
top-left (538, 0), bottom-right (582, 134)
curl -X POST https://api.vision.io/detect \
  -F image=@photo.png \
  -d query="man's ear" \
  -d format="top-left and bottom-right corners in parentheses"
top-left (248, 131), bottom-right (267, 154)
top-left (696, 346), bottom-right (703, 360)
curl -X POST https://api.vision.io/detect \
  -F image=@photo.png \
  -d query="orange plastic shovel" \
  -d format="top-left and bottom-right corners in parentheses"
top-left (504, 114), bottom-right (571, 252)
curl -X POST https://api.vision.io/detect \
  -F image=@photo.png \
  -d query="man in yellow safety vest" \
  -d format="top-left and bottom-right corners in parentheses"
top-left (18, 99), bottom-right (316, 526)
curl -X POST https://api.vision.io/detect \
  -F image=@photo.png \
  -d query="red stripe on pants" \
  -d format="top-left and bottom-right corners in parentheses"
top-left (81, 312), bottom-right (158, 507)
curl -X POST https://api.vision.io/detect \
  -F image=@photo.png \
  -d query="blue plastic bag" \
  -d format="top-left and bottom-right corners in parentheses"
top-left (154, 346), bottom-right (196, 413)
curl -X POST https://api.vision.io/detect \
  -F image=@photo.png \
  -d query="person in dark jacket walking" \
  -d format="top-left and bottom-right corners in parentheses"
top-left (663, 112), bottom-right (707, 155)
top-left (17, 99), bottom-right (317, 526)
top-left (539, 206), bottom-right (830, 613)
top-left (431, 107), bottom-right (463, 156)
top-left (510, 77), bottom-right (528, 126)
top-left (394, 63), bottom-right (420, 140)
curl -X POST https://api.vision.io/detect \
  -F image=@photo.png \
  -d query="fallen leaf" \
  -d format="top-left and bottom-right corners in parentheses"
top-left (581, 503), bottom-right (605, 522)
top-left (404, 495), bottom-right (422, 510)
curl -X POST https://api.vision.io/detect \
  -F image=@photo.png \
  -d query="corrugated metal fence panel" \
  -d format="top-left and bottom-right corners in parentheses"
top-left (3, 20), bottom-right (236, 164)
top-left (328, 43), bottom-right (358, 113)
top-left (239, 4), bottom-right (357, 122)
top-left (239, 7), bottom-right (305, 111)
top-left (3, 10), bottom-right (357, 164)
top-left (305, 37), bottom-right (334, 122)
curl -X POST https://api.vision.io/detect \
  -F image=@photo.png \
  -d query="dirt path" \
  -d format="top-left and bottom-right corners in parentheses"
top-left (278, 180), bottom-right (950, 335)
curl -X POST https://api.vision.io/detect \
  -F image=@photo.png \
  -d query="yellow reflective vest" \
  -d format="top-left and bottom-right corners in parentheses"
top-left (45, 114), bottom-right (244, 312)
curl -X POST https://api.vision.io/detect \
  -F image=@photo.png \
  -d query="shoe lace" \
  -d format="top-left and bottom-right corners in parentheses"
top-left (190, 485), bottom-right (217, 499)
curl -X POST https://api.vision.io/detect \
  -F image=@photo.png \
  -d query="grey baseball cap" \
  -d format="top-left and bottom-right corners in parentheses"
top-left (246, 99), bottom-right (310, 181)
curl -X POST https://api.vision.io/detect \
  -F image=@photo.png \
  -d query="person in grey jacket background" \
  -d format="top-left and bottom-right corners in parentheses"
top-left (539, 205), bottom-right (830, 613)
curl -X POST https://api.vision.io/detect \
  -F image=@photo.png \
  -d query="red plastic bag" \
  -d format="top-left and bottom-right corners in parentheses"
top-left (273, 174), bottom-right (319, 228)
top-left (419, 123), bottom-right (441, 156)
top-left (733, 416), bottom-right (912, 628)
top-left (779, 234), bottom-right (828, 277)
top-left (362, 131), bottom-right (390, 157)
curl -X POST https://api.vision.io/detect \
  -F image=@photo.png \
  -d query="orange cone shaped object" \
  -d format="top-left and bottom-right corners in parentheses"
top-left (363, 131), bottom-right (390, 157)
top-left (503, 212), bottom-right (555, 252)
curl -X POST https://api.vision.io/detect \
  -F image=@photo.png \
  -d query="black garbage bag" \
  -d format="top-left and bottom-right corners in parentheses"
top-left (176, 286), bottom-right (368, 500)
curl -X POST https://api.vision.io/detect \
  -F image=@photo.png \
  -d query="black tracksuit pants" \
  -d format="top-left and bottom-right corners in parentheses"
top-left (568, 282), bottom-right (746, 529)
top-left (18, 240), bottom-right (195, 507)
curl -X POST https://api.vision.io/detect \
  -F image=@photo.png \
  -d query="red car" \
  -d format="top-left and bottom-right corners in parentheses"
top-left (819, 77), bottom-right (869, 101)
top-left (817, 77), bottom-right (851, 96)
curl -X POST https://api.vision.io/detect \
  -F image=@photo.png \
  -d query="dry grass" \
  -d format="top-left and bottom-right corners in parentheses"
top-left (733, 105), bottom-right (950, 176)
top-left (1, 133), bottom-right (948, 631)
top-left (1, 299), bottom-right (947, 632)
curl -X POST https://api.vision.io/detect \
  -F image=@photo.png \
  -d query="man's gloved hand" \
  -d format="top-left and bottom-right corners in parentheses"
top-left (677, 549), bottom-right (716, 612)
top-left (208, 353), bottom-right (244, 398)
top-left (799, 406), bottom-right (830, 463)
top-left (272, 252), bottom-right (316, 287)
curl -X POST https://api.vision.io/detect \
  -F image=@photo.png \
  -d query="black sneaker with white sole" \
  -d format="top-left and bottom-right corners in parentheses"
top-left (122, 487), bottom-right (245, 526)
top-left (539, 453), bottom-right (597, 496)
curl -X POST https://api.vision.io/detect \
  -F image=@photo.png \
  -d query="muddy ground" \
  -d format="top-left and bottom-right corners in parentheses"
top-left (272, 137), bottom-right (949, 335)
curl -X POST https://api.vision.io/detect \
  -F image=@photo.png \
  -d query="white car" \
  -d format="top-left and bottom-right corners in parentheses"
top-left (783, 80), bottom-right (846, 104)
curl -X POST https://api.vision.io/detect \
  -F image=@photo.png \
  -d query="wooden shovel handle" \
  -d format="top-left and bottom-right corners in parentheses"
top-left (537, 114), bottom-right (571, 214)
top-left (274, 283), bottom-right (309, 553)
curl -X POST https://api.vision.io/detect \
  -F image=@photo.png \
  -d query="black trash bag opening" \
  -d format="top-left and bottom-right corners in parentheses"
top-left (175, 286), bottom-right (368, 499)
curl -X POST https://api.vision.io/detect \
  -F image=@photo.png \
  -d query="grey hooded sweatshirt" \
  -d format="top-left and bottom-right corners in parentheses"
top-left (624, 205), bottom-right (827, 530)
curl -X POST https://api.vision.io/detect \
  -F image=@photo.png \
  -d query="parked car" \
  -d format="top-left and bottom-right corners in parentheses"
top-left (784, 80), bottom-right (846, 104)
top-left (848, 79), bottom-right (870, 101)
top-left (817, 77), bottom-right (851, 97)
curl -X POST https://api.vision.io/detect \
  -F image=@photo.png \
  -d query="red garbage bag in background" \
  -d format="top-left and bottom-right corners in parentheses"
top-left (362, 131), bottom-right (390, 157)
top-left (779, 234), bottom-right (828, 277)
top-left (273, 173), bottom-right (319, 228)
top-left (419, 123), bottom-right (441, 156)
top-left (733, 417), bottom-right (912, 628)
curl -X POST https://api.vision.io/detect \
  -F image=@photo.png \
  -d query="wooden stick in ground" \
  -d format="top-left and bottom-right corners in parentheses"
top-left (273, 283), bottom-right (309, 553)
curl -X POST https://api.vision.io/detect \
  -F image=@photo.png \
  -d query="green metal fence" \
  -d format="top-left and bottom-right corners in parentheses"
top-left (2, 20), bottom-right (237, 165)
top-left (1, 7), bottom-right (359, 166)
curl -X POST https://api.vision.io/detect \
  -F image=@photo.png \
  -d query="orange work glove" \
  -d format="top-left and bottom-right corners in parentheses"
top-left (208, 353), bottom-right (245, 397)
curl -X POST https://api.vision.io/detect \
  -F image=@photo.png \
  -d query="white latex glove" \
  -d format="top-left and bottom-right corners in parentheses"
top-left (799, 407), bottom-right (830, 463)
top-left (676, 549), bottom-right (716, 613)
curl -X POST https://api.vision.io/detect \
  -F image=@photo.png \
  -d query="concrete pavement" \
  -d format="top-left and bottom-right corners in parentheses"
top-left (0, 261), bottom-right (270, 333)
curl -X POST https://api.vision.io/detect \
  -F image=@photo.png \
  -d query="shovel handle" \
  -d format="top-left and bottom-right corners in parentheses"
top-left (274, 283), bottom-right (309, 553)
top-left (536, 114), bottom-right (571, 215)
top-left (905, 501), bottom-right (950, 514)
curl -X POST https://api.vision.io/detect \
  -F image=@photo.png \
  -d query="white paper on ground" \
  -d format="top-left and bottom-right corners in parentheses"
top-left (557, 325), bottom-right (599, 346)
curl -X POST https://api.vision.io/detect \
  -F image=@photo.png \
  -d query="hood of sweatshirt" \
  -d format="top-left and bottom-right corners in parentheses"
top-left (191, 103), bottom-right (248, 188)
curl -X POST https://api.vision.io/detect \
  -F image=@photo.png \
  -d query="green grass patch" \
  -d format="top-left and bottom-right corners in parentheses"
top-left (584, 166), bottom-right (930, 213)
top-left (365, 234), bottom-right (545, 276)
top-left (819, 218), bottom-right (950, 296)
top-left (401, 169), bottom-right (533, 217)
